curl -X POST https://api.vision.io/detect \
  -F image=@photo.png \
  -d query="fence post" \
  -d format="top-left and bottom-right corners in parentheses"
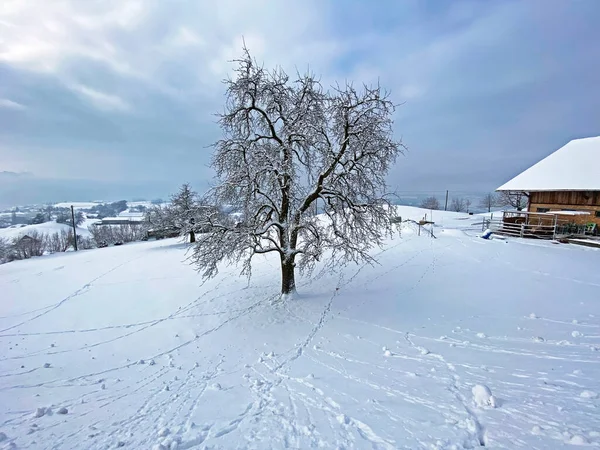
top-left (520, 223), bottom-right (524, 238)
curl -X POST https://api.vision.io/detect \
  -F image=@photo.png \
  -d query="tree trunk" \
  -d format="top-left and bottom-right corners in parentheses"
top-left (280, 257), bottom-right (296, 296)
top-left (189, 230), bottom-right (196, 243)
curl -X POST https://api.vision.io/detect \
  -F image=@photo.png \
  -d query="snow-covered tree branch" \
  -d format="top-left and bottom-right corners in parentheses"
top-left (191, 49), bottom-right (405, 296)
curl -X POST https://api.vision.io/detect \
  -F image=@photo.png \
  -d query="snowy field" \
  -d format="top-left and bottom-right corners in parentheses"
top-left (1, 207), bottom-right (599, 449)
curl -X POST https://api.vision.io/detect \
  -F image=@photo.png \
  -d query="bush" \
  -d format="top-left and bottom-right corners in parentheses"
top-left (11, 230), bottom-right (47, 259)
top-left (420, 197), bottom-right (440, 210)
top-left (77, 235), bottom-right (96, 250)
top-left (0, 237), bottom-right (9, 264)
top-left (89, 223), bottom-right (147, 246)
top-left (47, 229), bottom-right (73, 253)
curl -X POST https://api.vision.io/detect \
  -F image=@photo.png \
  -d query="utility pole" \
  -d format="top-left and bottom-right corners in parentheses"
top-left (71, 205), bottom-right (78, 251)
top-left (444, 190), bottom-right (449, 211)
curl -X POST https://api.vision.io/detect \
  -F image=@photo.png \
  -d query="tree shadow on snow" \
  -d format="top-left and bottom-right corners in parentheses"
top-left (146, 241), bottom-right (191, 252)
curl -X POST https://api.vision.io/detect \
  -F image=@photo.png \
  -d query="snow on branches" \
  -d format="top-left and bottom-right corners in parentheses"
top-left (191, 49), bottom-right (405, 295)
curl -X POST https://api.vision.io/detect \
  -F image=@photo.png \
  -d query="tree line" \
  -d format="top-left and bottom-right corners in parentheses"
top-left (420, 191), bottom-right (528, 213)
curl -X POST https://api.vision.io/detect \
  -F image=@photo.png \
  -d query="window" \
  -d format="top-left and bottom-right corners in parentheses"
top-left (596, 211), bottom-right (600, 218)
top-left (536, 207), bottom-right (550, 213)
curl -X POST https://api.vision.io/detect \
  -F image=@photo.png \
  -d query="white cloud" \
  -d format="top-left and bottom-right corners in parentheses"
top-left (0, 0), bottom-right (340, 91)
top-left (0, 98), bottom-right (26, 110)
top-left (70, 84), bottom-right (130, 112)
top-left (169, 27), bottom-right (206, 48)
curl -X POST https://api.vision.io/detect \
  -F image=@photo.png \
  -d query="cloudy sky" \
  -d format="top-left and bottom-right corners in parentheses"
top-left (1, 0), bottom-right (599, 206)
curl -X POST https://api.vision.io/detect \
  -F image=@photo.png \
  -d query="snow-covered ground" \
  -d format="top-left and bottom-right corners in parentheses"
top-left (1, 207), bottom-right (599, 449)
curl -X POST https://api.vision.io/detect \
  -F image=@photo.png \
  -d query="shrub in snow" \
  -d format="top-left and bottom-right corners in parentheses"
top-left (57, 407), bottom-right (68, 415)
top-left (472, 385), bottom-right (497, 408)
top-left (43, 363), bottom-right (51, 368)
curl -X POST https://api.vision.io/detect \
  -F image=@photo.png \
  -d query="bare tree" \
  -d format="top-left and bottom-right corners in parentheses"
top-left (56, 210), bottom-right (84, 226)
top-left (170, 183), bottom-right (200, 243)
top-left (191, 50), bottom-right (404, 296)
top-left (478, 193), bottom-right (500, 213)
top-left (420, 196), bottom-right (440, 210)
top-left (498, 191), bottom-right (529, 211)
top-left (465, 199), bottom-right (472, 213)
top-left (450, 198), bottom-right (466, 212)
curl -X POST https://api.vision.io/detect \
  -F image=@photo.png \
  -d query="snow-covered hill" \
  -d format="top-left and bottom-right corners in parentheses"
top-left (1, 208), bottom-right (599, 449)
top-left (0, 221), bottom-right (93, 241)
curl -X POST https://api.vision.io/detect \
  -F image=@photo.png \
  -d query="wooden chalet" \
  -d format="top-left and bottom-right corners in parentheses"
top-left (495, 136), bottom-right (600, 238)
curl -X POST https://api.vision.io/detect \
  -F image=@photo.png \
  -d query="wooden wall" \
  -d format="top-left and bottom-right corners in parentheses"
top-left (529, 191), bottom-right (600, 225)
top-left (530, 191), bottom-right (600, 206)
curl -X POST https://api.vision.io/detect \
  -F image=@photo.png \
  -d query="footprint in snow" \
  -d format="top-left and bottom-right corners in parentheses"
top-left (567, 435), bottom-right (589, 445)
top-left (580, 390), bottom-right (598, 399)
top-left (472, 384), bottom-right (497, 408)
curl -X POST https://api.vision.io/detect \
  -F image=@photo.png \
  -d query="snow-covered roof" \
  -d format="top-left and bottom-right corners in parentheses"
top-left (497, 136), bottom-right (600, 192)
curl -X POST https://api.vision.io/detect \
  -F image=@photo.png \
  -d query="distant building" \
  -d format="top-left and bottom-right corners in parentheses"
top-left (497, 136), bottom-right (600, 227)
top-left (17, 235), bottom-right (39, 244)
